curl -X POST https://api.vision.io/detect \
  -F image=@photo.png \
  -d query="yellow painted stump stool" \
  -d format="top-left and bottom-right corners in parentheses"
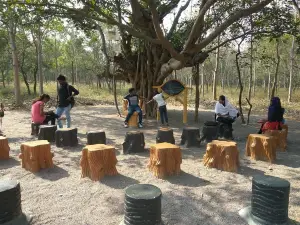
top-left (264, 129), bottom-right (287, 152)
top-left (203, 140), bottom-right (239, 172)
top-left (148, 142), bottom-right (182, 179)
top-left (246, 134), bottom-right (276, 162)
top-left (0, 136), bottom-right (10, 160)
top-left (80, 144), bottom-right (118, 181)
top-left (19, 140), bottom-right (54, 172)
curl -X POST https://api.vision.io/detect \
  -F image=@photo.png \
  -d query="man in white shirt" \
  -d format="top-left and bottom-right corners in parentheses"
top-left (215, 95), bottom-right (238, 131)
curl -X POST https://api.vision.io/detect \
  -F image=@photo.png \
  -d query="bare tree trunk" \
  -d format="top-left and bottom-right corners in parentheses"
top-left (8, 19), bottom-right (21, 105)
top-left (193, 64), bottom-right (200, 122)
top-left (271, 40), bottom-right (280, 99)
top-left (268, 69), bottom-right (271, 99)
top-left (235, 38), bottom-right (246, 124)
top-left (71, 61), bottom-right (75, 85)
top-left (37, 23), bottom-right (43, 95)
top-left (212, 36), bottom-right (220, 100)
top-left (253, 62), bottom-right (256, 97)
top-left (201, 63), bottom-right (205, 97)
top-left (248, 35), bottom-right (253, 101)
top-left (288, 36), bottom-right (295, 103)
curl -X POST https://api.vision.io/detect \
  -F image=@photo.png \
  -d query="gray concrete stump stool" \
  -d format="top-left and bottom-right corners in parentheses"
top-left (38, 125), bottom-right (57, 142)
top-left (31, 123), bottom-right (40, 136)
top-left (156, 127), bottom-right (175, 144)
top-left (0, 180), bottom-right (32, 225)
top-left (180, 127), bottom-right (200, 147)
top-left (86, 131), bottom-right (106, 145)
top-left (120, 184), bottom-right (163, 225)
top-left (55, 128), bottom-right (78, 147)
top-left (239, 175), bottom-right (290, 225)
top-left (200, 121), bottom-right (218, 143)
top-left (122, 131), bottom-right (145, 154)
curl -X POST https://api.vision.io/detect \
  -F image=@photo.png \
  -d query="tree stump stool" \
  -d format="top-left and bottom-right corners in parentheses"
top-left (120, 184), bottom-right (162, 225)
top-left (80, 144), bottom-right (118, 181)
top-left (123, 100), bottom-right (143, 127)
top-left (148, 142), bottom-right (181, 179)
top-left (264, 130), bottom-right (287, 152)
top-left (180, 127), bottom-right (200, 147)
top-left (86, 131), bottom-right (106, 145)
top-left (0, 136), bottom-right (10, 160)
top-left (19, 140), bottom-right (54, 173)
top-left (31, 122), bottom-right (40, 136)
top-left (203, 140), bottom-right (239, 172)
top-left (245, 134), bottom-right (276, 162)
top-left (55, 128), bottom-right (78, 147)
top-left (200, 121), bottom-right (218, 142)
top-left (38, 125), bottom-right (57, 142)
top-left (122, 131), bottom-right (145, 154)
top-left (239, 175), bottom-right (290, 225)
top-left (156, 128), bottom-right (175, 144)
top-left (0, 180), bottom-right (32, 225)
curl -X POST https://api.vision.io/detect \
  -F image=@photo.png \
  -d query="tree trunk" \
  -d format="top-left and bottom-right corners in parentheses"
top-left (288, 36), bottom-right (295, 103)
top-left (8, 19), bottom-right (21, 105)
top-left (253, 62), bottom-right (256, 97)
top-left (193, 64), bottom-right (200, 122)
top-left (235, 38), bottom-right (246, 124)
top-left (33, 63), bottom-right (38, 95)
top-left (37, 23), bottom-right (43, 95)
top-left (268, 69), bottom-right (271, 99)
top-left (212, 36), bottom-right (220, 100)
top-left (1, 71), bottom-right (5, 88)
top-left (20, 51), bottom-right (31, 95)
top-left (271, 40), bottom-right (280, 99)
top-left (201, 63), bottom-right (205, 97)
top-left (248, 35), bottom-right (253, 101)
top-left (71, 61), bottom-right (75, 85)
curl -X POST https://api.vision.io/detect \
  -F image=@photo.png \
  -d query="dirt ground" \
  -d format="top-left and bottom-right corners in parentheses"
top-left (0, 105), bottom-right (299, 225)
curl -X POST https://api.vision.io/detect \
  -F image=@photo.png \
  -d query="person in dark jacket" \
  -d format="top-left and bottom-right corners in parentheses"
top-left (56, 75), bottom-right (79, 128)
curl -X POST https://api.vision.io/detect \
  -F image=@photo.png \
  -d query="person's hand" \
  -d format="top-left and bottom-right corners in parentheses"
top-left (58, 116), bottom-right (66, 121)
top-left (66, 96), bottom-right (73, 101)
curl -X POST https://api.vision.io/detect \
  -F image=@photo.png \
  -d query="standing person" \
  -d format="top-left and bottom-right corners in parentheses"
top-left (147, 90), bottom-right (169, 126)
top-left (124, 88), bottom-right (143, 128)
top-left (31, 94), bottom-right (62, 125)
top-left (56, 75), bottom-right (79, 128)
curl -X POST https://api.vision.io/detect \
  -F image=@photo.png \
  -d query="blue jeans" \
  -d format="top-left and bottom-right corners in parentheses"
top-left (125, 105), bottom-right (142, 124)
top-left (56, 104), bottom-right (71, 128)
top-left (159, 105), bottom-right (168, 124)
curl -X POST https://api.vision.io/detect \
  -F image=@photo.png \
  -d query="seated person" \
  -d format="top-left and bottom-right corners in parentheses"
top-left (124, 88), bottom-right (143, 128)
top-left (258, 97), bottom-right (284, 134)
top-left (31, 94), bottom-right (62, 125)
top-left (215, 95), bottom-right (239, 131)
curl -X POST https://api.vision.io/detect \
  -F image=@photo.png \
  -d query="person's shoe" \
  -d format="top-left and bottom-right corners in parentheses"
top-left (138, 123), bottom-right (143, 128)
top-left (124, 122), bottom-right (129, 128)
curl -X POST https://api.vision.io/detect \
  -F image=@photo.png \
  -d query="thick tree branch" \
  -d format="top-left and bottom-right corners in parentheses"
top-left (148, 0), bottom-right (182, 60)
top-left (190, 0), bottom-right (274, 54)
top-left (184, 0), bottom-right (218, 50)
top-left (166, 0), bottom-right (191, 39)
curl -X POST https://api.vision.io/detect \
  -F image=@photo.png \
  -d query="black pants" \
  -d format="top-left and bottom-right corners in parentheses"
top-left (217, 117), bottom-right (234, 130)
top-left (159, 105), bottom-right (168, 124)
top-left (43, 112), bottom-right (59, 125)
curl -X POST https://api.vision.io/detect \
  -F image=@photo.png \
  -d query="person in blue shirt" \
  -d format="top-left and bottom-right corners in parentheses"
top-left (124, 88), bottom-right (143, 128)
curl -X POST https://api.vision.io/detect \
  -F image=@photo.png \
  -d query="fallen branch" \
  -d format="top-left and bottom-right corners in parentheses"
top-left (246, 97), bottom-right (252, 125)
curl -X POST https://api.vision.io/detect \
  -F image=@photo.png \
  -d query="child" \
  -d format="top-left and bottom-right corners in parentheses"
top-left (0, 103), bottom-right (4, 136)
top-left (124, 88), bottom-right (143, 128)
top-left (147, 90), bottom-right (169, 126)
